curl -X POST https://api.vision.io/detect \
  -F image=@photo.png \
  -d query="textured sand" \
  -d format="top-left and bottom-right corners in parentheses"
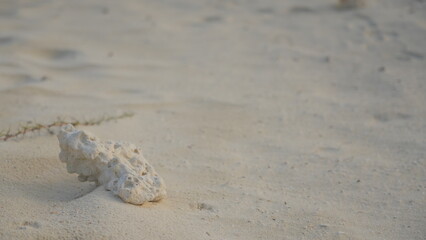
top-left (0, 0), bottom-right (425, 239)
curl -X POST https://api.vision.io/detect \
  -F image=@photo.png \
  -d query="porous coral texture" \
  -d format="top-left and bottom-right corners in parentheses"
top-left (57, 124), bottom-right (166, 205)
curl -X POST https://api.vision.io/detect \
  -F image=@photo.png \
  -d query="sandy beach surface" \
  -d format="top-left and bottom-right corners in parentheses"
top-left (0, 0), bottom-right (425, 239)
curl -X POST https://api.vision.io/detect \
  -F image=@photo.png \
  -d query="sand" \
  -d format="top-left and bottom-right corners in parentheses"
top-left (0, 0), bottom-right (425, 239)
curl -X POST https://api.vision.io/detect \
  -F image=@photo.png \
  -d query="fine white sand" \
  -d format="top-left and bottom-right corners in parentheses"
top-left (0, 0), bottom-right (425, 239)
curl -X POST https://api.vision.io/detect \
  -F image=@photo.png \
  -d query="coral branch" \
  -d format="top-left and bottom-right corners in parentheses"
top-left (58, 124), bottom-right (166, 204)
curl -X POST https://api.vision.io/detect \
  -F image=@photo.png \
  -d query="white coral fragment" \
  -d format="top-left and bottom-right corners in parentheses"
top-left (57, 124), bottom-right (166, 205)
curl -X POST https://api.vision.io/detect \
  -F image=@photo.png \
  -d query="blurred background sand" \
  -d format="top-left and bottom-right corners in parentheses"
top-left (0, 0), bottom-right (425, 239)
